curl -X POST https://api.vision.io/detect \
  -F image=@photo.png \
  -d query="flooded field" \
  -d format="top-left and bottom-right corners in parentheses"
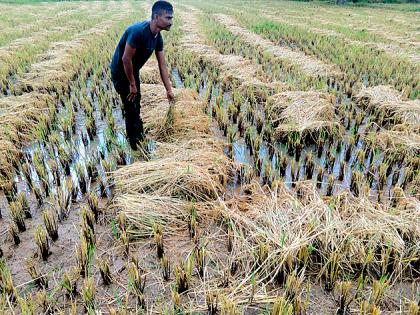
top-left (0, 0), bottom-right (419, 313)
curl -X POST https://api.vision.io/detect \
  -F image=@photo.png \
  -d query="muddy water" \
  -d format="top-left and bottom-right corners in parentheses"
top-left (171, 66), bottom-right (408, 200)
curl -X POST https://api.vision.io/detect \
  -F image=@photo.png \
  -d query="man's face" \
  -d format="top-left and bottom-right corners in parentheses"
top-left (156, 11), bottom-right (173, 31)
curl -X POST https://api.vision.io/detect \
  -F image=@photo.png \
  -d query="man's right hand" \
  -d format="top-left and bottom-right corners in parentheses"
top-left (127, 83), bottom-right (138, 102)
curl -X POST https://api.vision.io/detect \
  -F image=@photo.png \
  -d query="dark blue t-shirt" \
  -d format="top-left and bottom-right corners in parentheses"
top-left (110, 21), bottom-right (163, 86)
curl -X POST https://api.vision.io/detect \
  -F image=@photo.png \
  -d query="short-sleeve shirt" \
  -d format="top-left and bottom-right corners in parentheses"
top-left (110, 21), bottom-right (163, 86)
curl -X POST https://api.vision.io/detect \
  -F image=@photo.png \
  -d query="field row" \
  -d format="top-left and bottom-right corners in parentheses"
top-left (0, 2), bottom-right (131, 97)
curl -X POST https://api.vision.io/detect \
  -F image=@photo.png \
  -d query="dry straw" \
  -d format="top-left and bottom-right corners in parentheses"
top-left (375, 125), bottom-right (420, 157)
top-left (266, 91), bottom-right (339, 141)
top-left (221, 181), bottom-right (419, 287)
top-left (140, 58), bottom-right (161, 84)
top-left (141, 85), bottom-right (210, 141)
top-left (355, 85), bottom-right (420, 128)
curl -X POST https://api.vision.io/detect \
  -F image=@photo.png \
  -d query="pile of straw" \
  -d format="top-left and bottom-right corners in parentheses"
top-left (355, 85), bottom-right (420, 128)
top-left (266, 91), bottom-right (338, 139)
top-left (140, 58), bottom-right (161, 84)
top-left (376, 126), bottom-right (420, 157)
top-left (141, 85), bottom-right (210, 141)
top-left (223, 180), bottom-right (419, 284)
top-left (113, 146), bottom-right (228, 201)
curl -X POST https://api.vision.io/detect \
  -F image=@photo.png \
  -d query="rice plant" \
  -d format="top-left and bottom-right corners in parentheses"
top-left (127, 262), bottom-right (146, 308)
top-left (76, 235), bottom-right (94, 278)
top-left (153, 223), bottom-right (164, 259)
top-left (174, 256), bottom-right (193, 293)
top-left (98, 258), bottom-right (112, 285)
top-left (324, 252), bottom-right (340, 292)
top-left (161, 255), bottom-right (171, 281)
top-left (0, 259), bottom-right (16, 301)
top-left (82, 277), bottom-right (96, 313)
top-left (10, 201), bottom-right (26, 232)
top-left (42, 209), bottom-right (58, 241)
top-left (8, 224), bottom-right (21, 245)
top-left (34, 225), bottom-right (50, 261)
top-left (81, 206), bottom-right (96, 247)
top-left (16, 192), bottom-right (31, 219)
top-left (61, 268), bottom-right (79, 297)
top-left (25, 258), bottom-right (48, 289)
top-left (206, 292), bottom-right (219, 315)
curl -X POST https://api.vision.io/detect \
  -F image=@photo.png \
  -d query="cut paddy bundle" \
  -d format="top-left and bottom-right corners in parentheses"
top-left (220, 181), bottom-right (420, 291)
top-left (141, 85), bottom-right (210, 141)
top-left (355, 85), bottom-right (420, 128)
top-left (266, 91), bottom-right (340, 145)
top-left (375, 126), bottom-right (420, 159)
top-left (113, 140), bottom-right (230, 201)
top-left (111, 193), bottom-right (214, 238)
top-left (113, 159), bottom-right (225, 201)
top-left (140, 58), bottom-right (161, 84)
top-left (355, 85), bottom-right (401, 108)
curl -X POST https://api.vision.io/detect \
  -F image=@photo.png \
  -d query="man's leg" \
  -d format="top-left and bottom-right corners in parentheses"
top-left (120, 91), bottom-right (144, 150)
top-left (112, 77), bottom-right (144, 150)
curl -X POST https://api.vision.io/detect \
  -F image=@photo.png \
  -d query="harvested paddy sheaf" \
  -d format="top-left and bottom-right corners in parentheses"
top-left (376, 127), bottom-right (420, 159)
top-left (266, 91), bottom-right (339, 142)
top-left (224, 181), bottom-right (420, 295)
top-left (139, 58), bottom-right (161, 84)
top-left (214, 13), bottom-right (342, 81)
top-left (114, 145), bottom-right (227, 200)
top-left (141, 84), bottom-right (211, 140)
top-left (355, 85), bottom-right (420, 128)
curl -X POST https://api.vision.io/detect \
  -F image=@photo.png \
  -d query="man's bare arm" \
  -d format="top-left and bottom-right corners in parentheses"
top-left (122, 43), bottom-right (137, 101)
top-left (156, 50), bottom-right (175, 101)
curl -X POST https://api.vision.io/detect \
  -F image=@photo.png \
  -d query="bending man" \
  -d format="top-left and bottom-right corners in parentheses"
top-left (110, 0), bottom-right (174, 150)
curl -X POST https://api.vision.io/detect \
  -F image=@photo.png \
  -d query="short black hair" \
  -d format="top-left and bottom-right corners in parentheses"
top-left (151, 1), bottom-right (173, 19)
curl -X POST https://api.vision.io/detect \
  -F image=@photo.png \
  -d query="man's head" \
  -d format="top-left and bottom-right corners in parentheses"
top-left (151, 1), bottom-right (173, 31)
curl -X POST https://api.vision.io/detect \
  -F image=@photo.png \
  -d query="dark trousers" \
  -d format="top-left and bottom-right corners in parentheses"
top-left (113, 78), bottom-right (144, 150)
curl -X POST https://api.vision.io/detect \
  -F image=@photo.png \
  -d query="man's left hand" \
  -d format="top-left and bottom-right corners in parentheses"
top-left (167, 89), bottom-right (175, 102)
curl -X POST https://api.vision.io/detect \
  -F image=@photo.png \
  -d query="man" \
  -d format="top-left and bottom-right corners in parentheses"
top-left (110, 0), bottom-right (175, 150)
